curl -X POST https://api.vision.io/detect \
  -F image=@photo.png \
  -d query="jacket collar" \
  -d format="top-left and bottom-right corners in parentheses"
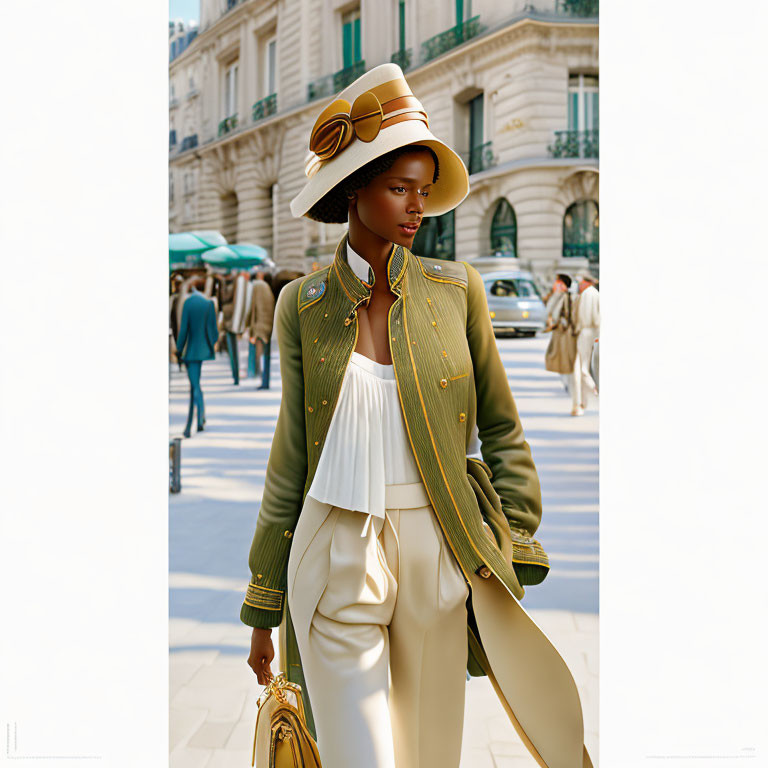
top-left (346, 239), bottom-right (374, 284)
top-left (332, 231), bottom-right (408, 302)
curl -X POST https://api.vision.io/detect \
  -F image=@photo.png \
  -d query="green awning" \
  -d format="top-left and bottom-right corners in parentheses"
top-left (169, 231), bottom-right (228, 270)
top-left (202, 243), bottom-right (269, 271)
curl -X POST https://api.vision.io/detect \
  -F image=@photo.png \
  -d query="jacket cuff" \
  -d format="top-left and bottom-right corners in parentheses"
top-left (240, 588), bottom-right (284, 628)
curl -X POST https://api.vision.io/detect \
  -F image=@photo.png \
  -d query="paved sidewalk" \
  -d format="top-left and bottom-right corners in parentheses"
top-left (169, 334), bottom-right (599, 767)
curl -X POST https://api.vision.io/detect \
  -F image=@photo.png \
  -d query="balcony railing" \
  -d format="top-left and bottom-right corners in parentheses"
top-left (334, 61), bottom-right (366, 92)
top-left (307, 74), bottom-right (333, 102)
top-left (548, 129), bottom-right (599, 159)
top-left (390, 48), bottom-right (412, 70)
top-left (218, 114), bottom-right (238, 137)
top-left (252, 93), bottom-right (278, 122)
top-left (308, 60), bottom-right (367, 101)
top-left (462, 141), bottom-right (497, 175)
top-left (563, 242), bottom-right (599, 260)
top-left (169, 129), bottom-right (177, 149)
top-left (421, 16), bottom-right (484, 63)
top-left (180, 134), bottom-right (198, 152)
top-left (554, 0), bottom-right (599, 17)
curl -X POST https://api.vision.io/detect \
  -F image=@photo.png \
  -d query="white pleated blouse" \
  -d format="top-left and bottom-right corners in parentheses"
top-left (306, 240), bottom-right (422, 536)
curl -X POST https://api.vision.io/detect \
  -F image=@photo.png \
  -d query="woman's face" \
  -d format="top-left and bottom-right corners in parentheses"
top-left (351, 150), bottom-right (435, 248)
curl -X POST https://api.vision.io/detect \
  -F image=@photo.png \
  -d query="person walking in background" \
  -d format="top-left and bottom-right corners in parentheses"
top-left (545, 273), bottom-right (574, 393)
top-left (561, 273), bottom-right (599, 417)
top-left (176, 276), bottom-right (197, 365)
top-left (543, 271), bottom-right (571, 310)
top-left (175, 276), bottom-right (219, 438)
top-left (202, 271), bottom-right (221, 326)
top-left (220, 270), bottom-right (249, 385)
top-left (547, 282), bottom-right (588, 416)
top-left (246, 269), bottom-right (261, 379)
top-left (247, 270), bottom-right (276, 390)
top-left (169, 273), bottom-right (184, 366)
top-left (575, 273), bottom-right (600, 410)
top-left (218, 275), bottom-right (235, 362)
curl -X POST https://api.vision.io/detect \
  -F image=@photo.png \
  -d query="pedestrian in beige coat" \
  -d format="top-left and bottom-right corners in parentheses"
top-left (247, 271), bottom-right (276, 388)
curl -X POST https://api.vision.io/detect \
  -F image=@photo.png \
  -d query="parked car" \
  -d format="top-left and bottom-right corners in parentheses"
top-left (482, 270), bottom-right (547, 336)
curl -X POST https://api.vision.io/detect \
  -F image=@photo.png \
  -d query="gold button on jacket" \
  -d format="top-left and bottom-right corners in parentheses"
top-left (240, 230), bottom-right (543, 715)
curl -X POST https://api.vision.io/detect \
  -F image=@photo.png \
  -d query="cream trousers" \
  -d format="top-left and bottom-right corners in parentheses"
top-left (571, 327), bottom-right (599, 410)
top-left (286, 481), bottom-right (470, 768)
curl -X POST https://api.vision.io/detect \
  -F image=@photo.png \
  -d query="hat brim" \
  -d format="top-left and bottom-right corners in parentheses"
top-left (290, 119), bottom-right (470, 219)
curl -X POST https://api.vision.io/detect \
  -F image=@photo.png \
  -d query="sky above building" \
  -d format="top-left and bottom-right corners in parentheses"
top-left (169, 0), bottom-right (199, 25)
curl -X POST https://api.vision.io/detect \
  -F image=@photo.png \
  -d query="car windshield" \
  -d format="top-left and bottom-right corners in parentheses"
top-left (515, 279), bottom-right (540, 298)
top-left (487, 278), bottom-right (541, 298)
top-left (489, 279), bottom-right (518, 297)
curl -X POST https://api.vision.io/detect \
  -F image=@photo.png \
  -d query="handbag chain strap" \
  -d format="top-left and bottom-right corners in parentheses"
top-left (259, 673), bottom-right (289, 706)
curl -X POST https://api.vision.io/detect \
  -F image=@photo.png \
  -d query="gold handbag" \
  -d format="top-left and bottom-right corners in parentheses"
top-left (251, 673), bottom-right (322, 768)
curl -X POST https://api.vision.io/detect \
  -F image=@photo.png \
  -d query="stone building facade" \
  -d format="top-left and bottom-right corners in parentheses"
top-left (169, 0), bottom-right (599, 280)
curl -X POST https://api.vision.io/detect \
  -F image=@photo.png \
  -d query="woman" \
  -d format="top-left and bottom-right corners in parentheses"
top-left (240, 63), bottom-right (592, 768)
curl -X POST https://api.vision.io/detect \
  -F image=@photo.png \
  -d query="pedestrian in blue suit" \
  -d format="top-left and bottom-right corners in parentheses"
top-left (175, 279), bottom-right (218, 438)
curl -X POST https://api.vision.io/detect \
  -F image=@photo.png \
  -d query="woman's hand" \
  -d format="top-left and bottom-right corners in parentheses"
top-left (247, 627), bottom-right (275, 685)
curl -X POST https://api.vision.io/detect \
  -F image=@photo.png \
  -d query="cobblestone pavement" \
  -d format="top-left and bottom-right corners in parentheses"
top-left (169, 332), bottom-right (598, 767)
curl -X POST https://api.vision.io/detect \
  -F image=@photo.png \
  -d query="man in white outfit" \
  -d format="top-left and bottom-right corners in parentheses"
top-left (571, 273), bottom-right (600, 416)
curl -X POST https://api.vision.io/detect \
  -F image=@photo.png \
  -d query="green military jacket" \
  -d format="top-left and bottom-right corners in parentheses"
top-left (239, 231), bottom-right (543, 737)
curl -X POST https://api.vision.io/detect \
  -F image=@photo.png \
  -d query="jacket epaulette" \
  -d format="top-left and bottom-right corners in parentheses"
top-left (416, 255), bottom-right (468, 289)
top-left (297, 266), bottom-right (331, 314)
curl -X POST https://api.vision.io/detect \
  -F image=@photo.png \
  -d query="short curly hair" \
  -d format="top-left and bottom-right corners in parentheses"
top-left (305, 144), bottom-right (440, 224)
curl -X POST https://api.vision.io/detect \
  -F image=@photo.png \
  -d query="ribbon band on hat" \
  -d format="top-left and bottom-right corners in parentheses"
top-left (305, 77), bottom-right (430, 178)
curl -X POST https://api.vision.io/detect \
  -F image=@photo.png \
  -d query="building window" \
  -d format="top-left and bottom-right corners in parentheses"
top-left (411, 210), bottom-right (455, 261)
top-left (563, 199), bottom-right (599, 265)
top-left (468, 92), bottom-right (484, 174)
top-left (568, 74), bottom-right (599, 132)
top-left (265, 37), bottom-right (277, 95)
top-left (169, 172), bottom-right (175, 204)
top-left (341, 8), bottom-right (361, 68)
top-left (456, 0), bottom-right (472, 23)
top-left (398, 0), bottom-right (406, 50)
top-left (490, 199), bottom-right (517, 257)
top-left (224, 61), bottom-right (238, 118)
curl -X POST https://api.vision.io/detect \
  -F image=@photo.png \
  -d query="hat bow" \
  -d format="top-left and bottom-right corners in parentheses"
top-left (304, 78), bottom-right (429, 178)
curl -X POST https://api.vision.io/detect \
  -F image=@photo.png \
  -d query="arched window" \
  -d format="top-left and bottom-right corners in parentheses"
top-left (563, 199), bottom-right (599, 267)
top-left (410, 210), bottom-right (455, 260)
top-left (490, 198), bottom-right (516, 257)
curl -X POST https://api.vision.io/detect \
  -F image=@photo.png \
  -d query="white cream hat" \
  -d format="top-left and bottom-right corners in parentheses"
top-left (290, 63), bottom-right (470, 220)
